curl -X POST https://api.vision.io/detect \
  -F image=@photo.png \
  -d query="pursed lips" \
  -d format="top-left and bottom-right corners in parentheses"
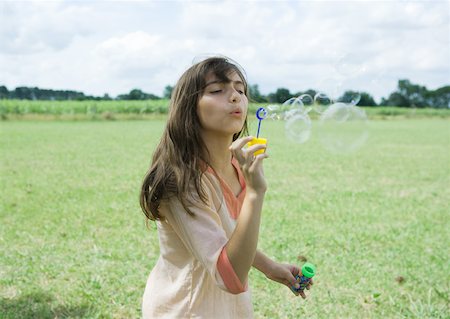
top-left (230, 108), bottom-right (243, 116)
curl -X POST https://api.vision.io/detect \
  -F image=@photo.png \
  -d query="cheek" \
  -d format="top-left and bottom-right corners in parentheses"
top-left (196, 108), bottom-right (207, 128)
top-left (243, 98), bottom-right (249, 116)
top-left (197, 99), bottom-right (217, 126)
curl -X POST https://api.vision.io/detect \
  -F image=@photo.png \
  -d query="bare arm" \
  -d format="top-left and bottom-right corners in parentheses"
top-left (253, 250), bottom-right (274, 274)
top-left (225, 136), bottom-right (268, 285)
top-left (225, 137), bottom-right (313, 298)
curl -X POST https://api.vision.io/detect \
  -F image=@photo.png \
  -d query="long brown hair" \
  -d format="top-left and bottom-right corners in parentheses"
top-left (140, 56), bottom-right (249, 221)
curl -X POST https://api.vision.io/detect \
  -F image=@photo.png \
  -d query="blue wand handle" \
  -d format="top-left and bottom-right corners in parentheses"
top-left (256, 107), bottom-right (267, 138)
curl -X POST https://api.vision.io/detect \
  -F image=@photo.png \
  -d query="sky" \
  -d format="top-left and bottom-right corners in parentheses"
top-left (0, 0), bottom-right (449, 102)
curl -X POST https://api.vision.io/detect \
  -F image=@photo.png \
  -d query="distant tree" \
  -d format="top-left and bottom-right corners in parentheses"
top-left (267, 87), bottom-right (293, 103)
top-left (248, 84), bottom-right (267, 103)
top-left (118, 88), bottom-right (160, 100)
top-left (163, 85), bottom-right (174, 99)
top-left (0, 86), bottom-right (9, 99)
top-left (358, 92), bottom-right (377, 106)
top-left (338, 91), bottom-right (377, 106)
top-left (398, 79), bottom-right (428, 108)
top-left (428, 86), bottom-right (450, 108)
top-left (380, 79), bottom-right (449, 108)
top-left (293, 89), bottom-right (315, 98)
top-left (13, 87), bottom-right (31, 99)
top-left (383, 92), bottom-right (410, 107)
top-left (128, 89), bottom-right (145, 100)
top-left (116, 93), bottom-right (128, 100)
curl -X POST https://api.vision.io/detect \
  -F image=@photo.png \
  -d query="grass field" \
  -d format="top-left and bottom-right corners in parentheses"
top-left (1, 117), bottom-right (449, 318)
top-left (1, 99), bottom-right (450, 121)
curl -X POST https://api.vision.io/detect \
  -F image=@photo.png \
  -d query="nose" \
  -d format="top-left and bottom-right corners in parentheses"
top-left (229, 88), bottom-right (241, 103)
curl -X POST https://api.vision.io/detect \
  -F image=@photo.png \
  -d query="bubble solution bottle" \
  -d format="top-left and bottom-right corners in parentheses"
top-left (291, 262), bottom-right (316, 293)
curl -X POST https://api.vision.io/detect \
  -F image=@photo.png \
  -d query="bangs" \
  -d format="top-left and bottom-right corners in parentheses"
top-left (196, 57), bottom-right (248, 93)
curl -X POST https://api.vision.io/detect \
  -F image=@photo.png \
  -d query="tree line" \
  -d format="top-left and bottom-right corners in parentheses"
top-left (1, 79), bottom-right (448, 108)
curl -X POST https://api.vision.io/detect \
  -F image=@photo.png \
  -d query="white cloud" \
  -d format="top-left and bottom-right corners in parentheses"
top-left (0, 0), bottom-right (448, 101)
top-left (0, 1), bottom-right (94, 54)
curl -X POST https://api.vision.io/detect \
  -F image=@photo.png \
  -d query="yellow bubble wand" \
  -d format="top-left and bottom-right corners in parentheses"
top-left (248, 107), bottom-right (268, 155)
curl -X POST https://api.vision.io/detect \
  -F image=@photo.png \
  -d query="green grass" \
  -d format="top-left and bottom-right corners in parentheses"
top-left (0, 99), bottom-right (170, 115)
top-left (1, 118), bottom-right (449, 318)
top-left (1, 99), bottom-right (450, 120)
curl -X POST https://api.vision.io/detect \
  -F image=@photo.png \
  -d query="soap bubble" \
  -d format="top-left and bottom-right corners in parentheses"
top-left (264, 97), bottom-right (307, 121)
top-left (335, 91), bottom-right (361, 105)
top-left (326, 73), bottom-right (365, 106)
top-left (335, 53), bottom-right (367, 77)
top-left (298, 94), bottom-right (314, 113)
top-left (313, 92), bottom-right (332, 114)
top-left (285, 111), bottom-right (312, 144)
top-left (316, 77), bottom-right (342, 102)
top-left (282, 97), bottom-right (307, 119)
top-left (299, 94), bottom-right (313, 105)
top-left (317, 103), bottom-right (368, 153)
top-left (266, 104), bottom-right (283, 120)
top-left (331, 52), bottom-right (368, 106)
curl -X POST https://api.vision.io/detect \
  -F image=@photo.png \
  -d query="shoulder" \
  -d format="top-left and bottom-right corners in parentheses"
top-left (201, 170), bottom-right (222, 194)
top-left (159, 171), bottom-right (222, 219)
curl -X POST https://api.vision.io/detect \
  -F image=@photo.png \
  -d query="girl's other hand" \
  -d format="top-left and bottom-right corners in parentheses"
top-left (266, 262), bottom-right (313, 299)
top-left (229, 136), bottom-right (268, 194)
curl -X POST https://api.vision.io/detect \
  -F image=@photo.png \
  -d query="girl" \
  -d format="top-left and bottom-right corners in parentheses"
top-left (140, 56), bottom-right (312, 318)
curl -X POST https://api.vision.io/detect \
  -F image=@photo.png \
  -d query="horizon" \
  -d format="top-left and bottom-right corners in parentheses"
top-left (1, 78), bottom-right (449, 104)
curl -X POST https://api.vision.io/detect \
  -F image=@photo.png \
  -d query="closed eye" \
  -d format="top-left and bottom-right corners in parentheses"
top-left (235, 84), bottom-right (245, 95)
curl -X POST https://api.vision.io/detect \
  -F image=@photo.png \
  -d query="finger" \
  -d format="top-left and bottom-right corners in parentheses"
top-left (249, 153), bottom-right (269, 169)
top-left (253, 152), bottom-right (269, 162)
top-left (287, 273), bottom-right (300, 288)
top-left (292, 266), bottom-right (300, 277)
top-left (305, 278), bottom-right (313, 290)
top-left (288, 280), bottom-right (300, 291)
top-left (229, 136), bottom-right (255, 163)
top-left (244, 143), bottom-right (267, 156)
top-left (299, 291), bottom-right (307, 299)
top-left (229, 136), bottom-right (254, 152)
top-left (245, 151), bottom-right (262, 167)
top-left (289, 283), bottom-right (300, 296)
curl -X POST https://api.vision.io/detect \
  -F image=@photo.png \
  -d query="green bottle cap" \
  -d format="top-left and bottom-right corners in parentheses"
top-left (302, 262), bottom-right (316, 278)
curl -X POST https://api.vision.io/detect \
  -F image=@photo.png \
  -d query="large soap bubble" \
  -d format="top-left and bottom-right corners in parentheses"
top-left (285, 111), bottom-right (312, 144)
top-left (335, 53), bottom-right (367, 77)
top-left (335, 91), bottom-right (361, 105)
top-left (266, 104), bottom-right (283, 120)
top-left (313, 92), bottom-right (333, 114)
top-left (281, 97), bottom-right (313, 144)
top-left (317, 102), bottom-right (368, 153)
top-left (298, 94), bottom-right (314, 112)
top-left (260, 97), bottom-right (313, 144)
top-left (282, 97), bottom-right (308, 119)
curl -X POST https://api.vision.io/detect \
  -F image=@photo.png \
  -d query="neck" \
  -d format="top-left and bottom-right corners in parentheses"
top-left (201, 132), bottom-right (234, 174)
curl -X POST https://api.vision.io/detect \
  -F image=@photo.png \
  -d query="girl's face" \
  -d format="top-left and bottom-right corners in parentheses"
top-left (197, 71), bottom-right (248, 138)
